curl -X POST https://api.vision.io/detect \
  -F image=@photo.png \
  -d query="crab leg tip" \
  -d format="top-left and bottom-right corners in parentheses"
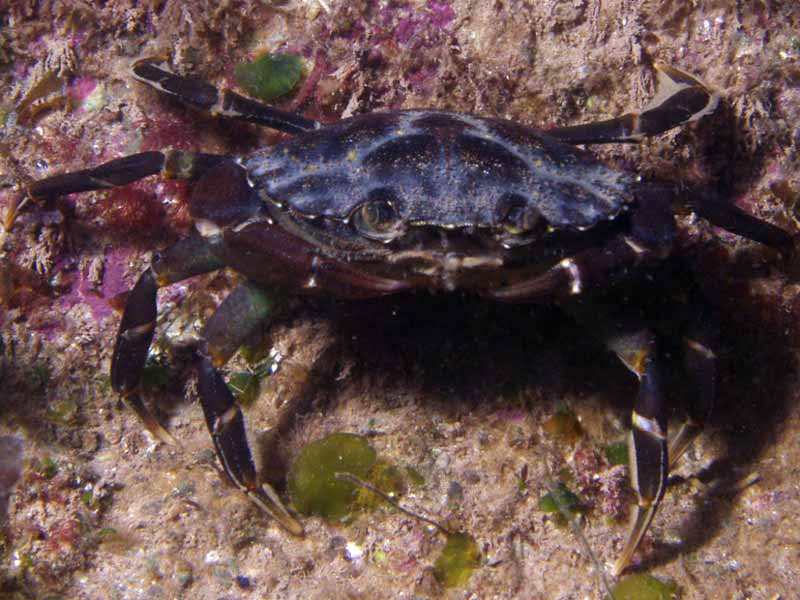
top-left (612, 502), bottom-right (659, 576)
top-left (246, 483), bottom-right (304, 537)
top-left (123, 393), bottom-right (178, 445)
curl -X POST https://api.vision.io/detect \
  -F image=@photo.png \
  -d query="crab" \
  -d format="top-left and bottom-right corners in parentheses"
top-left (28, 58), bottom-right (795, 576)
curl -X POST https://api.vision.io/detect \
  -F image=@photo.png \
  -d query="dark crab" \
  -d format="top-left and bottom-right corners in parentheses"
top-left (29, 59), bottom-right (794, 575)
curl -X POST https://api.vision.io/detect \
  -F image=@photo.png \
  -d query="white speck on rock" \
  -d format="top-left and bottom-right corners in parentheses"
top-left (345, 542), bottom-right (364, 561)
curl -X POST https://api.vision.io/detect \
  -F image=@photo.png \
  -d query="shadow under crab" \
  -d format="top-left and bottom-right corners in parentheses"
top-left (28, 58), bottom-right (796, 576)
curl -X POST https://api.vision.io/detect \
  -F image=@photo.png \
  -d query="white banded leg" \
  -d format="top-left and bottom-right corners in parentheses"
top-left (606, 328), bottom-right (669, 576)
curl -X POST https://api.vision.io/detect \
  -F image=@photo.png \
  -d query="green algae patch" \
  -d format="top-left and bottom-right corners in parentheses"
top-left (604, 441), bottom-right (629, 466)
top-left (607, 574), bottom-right (680, 600)
top-left (357, 460), bottom-right (408, 509)
top-left (227, 349), bottom-right (283, 406)
top-left (433, 532), bottom-right (481, 588)
top-left (538, 481), bottom-right (580, 516)
top-left (234, 53), bottom-right (304, 102)
top-left (227, 371), bottom-right (260, 407)
top-left (33, 456), bottom-right (59, 480)
top-left (288, 433), bottom-right (377, 521)
top-left (406, 466), bottom-right (426, 487)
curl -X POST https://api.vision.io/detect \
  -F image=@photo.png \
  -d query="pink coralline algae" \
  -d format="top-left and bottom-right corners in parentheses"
top-left (52, 246), bottom-right (138, 325)
top-left (66, 77), bottom-right (97, 106)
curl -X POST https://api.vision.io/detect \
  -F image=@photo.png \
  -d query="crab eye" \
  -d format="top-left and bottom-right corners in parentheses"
top-left (352, 198), bottom-right (404, 241)
top-left (502, 205), bottom-right (530, 234)
top-left (495, 195), bottom-right (545, 235)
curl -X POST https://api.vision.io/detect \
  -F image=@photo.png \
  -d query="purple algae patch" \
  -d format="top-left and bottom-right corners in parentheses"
top-left (426, 1), bottom-right (456, 28)
top-left (379, 0), bottom-right (456, 47)
top-left (395, 17), bottom-right (421, 45)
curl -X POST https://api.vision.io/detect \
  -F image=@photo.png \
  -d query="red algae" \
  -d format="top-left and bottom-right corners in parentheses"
top-left (138, 113), bottom-right (204, 152)
top-left (45, 518), bottom-right (81, 552)
top-left (96, 185), bottom-right (164, 237)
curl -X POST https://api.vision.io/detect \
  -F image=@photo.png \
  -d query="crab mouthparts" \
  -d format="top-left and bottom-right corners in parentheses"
top-left (381, 248), bottom-right (503, 291)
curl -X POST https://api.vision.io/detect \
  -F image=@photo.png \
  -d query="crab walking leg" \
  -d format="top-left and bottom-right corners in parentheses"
top-left (668, 331), bottom-right (717, 468)
top-left (194, 281), bottom-right (304, 536)
top-left (684, 185), bottom-right (796, 253)
top-left (28, 149), bottom-right (230, 199)
top-left (547, 64), bottom-right (719, 145)
top-left (28, 152), bottom-right (165, 198)
top-left (131, 58), bottom-right (320, 134)
top-left (606, 328), bottom-right (669, 576)
top-left (111, 235), bottom-right (224, 442)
